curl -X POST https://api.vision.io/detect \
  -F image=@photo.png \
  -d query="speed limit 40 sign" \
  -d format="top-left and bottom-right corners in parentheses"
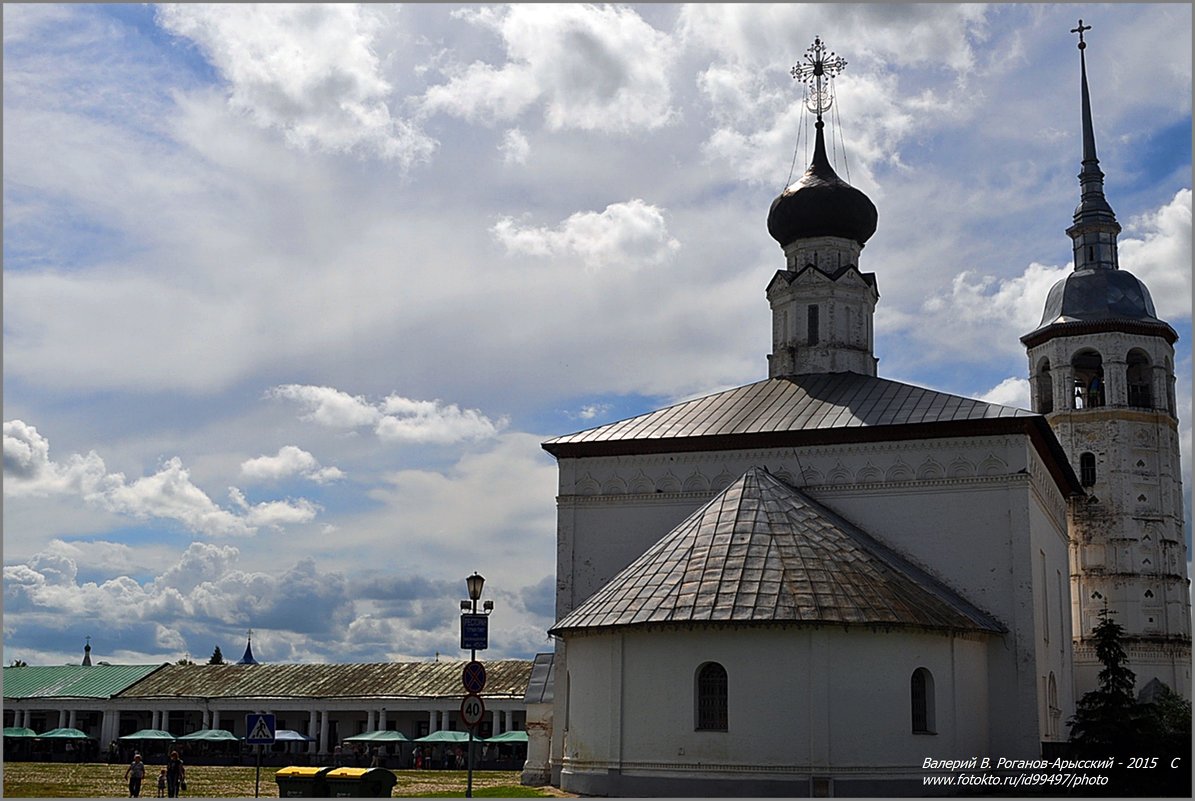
top-left (460, 693), bottom-right (486, 728)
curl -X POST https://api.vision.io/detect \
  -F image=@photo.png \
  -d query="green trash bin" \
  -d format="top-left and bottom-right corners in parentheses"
top-left (274, 765), bottom-right (334, 797)
top-left (324, 767), bottom-right (398, 797)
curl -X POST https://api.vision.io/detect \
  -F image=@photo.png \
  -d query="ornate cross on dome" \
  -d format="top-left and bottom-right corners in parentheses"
top-left (791, 36), bottom-right (846, 122)
top-left (1071, 19), bottom-right (1091, 49)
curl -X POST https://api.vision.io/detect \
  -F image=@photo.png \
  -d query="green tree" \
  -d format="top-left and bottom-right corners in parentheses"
top-left (1069, 608), bottom-right (1192, 796)
top-left (1136, 685), bottom-right (1192, 797)
top-left (209, 646), bottom-right (224, 665)
top-left (1068, 608), bottom-right (1140, 754)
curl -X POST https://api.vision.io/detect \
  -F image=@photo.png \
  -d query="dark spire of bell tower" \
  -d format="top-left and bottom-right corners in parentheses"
top-left (1067, 19), bottom-right (1121, 271)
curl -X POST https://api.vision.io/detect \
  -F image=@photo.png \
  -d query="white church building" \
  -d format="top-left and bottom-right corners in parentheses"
top-left (529, 30), bottom-right (1190, 798)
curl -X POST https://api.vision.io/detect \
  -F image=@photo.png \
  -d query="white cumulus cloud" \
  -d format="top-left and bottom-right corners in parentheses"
top-left (4, 420), bottom-right (113, 497)
top-left (270, 385), bottom-right (506, 444)
top-left (1120, 188), bottom-right (1192, 321)
top-left (241, 445), bottom-right (344, 484)
top-left (421, 4), bottom-right (677, 133)
top-left (978, 377), bottom-right (1031, 410)
top-left (492, 199), bottom-right (680, 271)
top-left (155, 4), bottom-right (436, 165)
top-left (376, 396), bottom-right (505, 444)
top-left (499, 128), bottom-right (530, 165)
top-left (3, 420), bottom-right (317, 538)
top-left (267, 385), bottom-right (382, 428)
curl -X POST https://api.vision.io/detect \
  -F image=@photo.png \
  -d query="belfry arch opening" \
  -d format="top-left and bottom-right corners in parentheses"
top-left (1072, 349), bottom-right (1104, 409)
top-left (1126, 349), bottom-right (1153, 409)
top-left (1036, 358), bottom-right (1054, 413)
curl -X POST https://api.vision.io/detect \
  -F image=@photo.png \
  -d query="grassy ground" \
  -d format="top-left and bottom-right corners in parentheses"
top-left (1, 762), bottom-right (567, 798)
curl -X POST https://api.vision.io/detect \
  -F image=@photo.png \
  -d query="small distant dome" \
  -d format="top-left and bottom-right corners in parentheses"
top-left (1035, 268), bottom-right (1162, 327)
top-left (767, 125), bottom-right (877, 249)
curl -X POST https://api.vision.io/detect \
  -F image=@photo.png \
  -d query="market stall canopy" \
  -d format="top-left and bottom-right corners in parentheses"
top-left (484, 730), bottom-right (528, 743)
top-left (3, 727), bottom-right (37, 738)
top-left (274, 729), bottom-right (315, 742)
top-left (38, 727), bottom-right (92, 739)
top-left (119, 729), bottom-right (176, 741)
top-left (414, 730), bottom-right (471, 743)
top-left (343, 730), bottom-right (409, 743)
top-left (177, 729), bottom-right (240, 742)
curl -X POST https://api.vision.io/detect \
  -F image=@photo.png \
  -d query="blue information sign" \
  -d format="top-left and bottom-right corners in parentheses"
top-left (245, 713), bottom-right (276, 744)
top-left (460, 613), bottom-right (489, 651)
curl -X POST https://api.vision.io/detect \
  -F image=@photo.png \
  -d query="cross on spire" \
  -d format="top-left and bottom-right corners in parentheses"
top-left (1071, 19), bottom-right (1091, 50)
top-left (791, 36), bottom-right (847, 122)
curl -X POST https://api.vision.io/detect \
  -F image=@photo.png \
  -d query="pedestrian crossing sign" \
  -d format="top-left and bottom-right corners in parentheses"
top-left (245, 713), bottom-right (276, 744)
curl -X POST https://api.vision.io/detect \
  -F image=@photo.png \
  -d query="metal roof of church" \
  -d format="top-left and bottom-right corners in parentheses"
top-left (544, 372), bottom-right (1034, 456)
top-left (550, 467), bottom-right (1005, 636)
top-left (542, 372), bottom-right (1083, 494)
top-left (114, 660), bottom-right (534, 700)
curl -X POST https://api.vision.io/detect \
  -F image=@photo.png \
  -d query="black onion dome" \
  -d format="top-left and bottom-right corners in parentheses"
top-left (767, 124), bottom-right (877, 248)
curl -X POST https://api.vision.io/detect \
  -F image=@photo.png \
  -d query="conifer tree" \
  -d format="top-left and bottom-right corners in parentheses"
top-left (1068, 606), bottom-right (1140, 754)
top-left (209, 646), bottom-right (224, 665)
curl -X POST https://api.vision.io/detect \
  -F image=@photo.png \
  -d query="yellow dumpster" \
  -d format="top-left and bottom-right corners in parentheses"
top-left (274, 765), bottom-right (334, 797)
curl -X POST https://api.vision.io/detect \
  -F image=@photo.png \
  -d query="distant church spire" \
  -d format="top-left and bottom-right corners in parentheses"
top-left (1067, 19), bottom-right (1121, 271)
top-left (82, 636), bottom-right (92, 666)
top-left (238, 629), bottom-right (259, 665)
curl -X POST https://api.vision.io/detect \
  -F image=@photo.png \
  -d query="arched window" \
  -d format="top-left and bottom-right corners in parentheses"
top-left (1126, 349), bottom-right (1152, 408)
top-left (1047, 673), bottom-right (1060, 737)
top-left (1037, 359), bottom-right (1054, 414)
top-left (911, 668), bottom-right (936, 734)
top-left (695, 662), bottom-right (728, 731)
top-left (1079, 453), bottom-right (1097, 487)
top-left (1072, 350), bottom-right (1104, 408)
top-left (1166, 357), bottom-right (1176, 414)
top-left (807, 304), bottom-right (820, 345)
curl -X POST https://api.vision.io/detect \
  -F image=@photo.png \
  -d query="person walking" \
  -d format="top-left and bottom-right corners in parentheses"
top-left (165, 750), bottom-right (185, 797)
top-left (124, 753), bottom-right (145, 797)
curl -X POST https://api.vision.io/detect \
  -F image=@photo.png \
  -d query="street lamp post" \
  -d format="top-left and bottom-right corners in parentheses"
top-left (460, 572), bottom-right (492, 799)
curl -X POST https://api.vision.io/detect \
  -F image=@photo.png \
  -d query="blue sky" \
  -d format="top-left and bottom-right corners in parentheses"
top-left (4, 4), bottom-right (1191, 667)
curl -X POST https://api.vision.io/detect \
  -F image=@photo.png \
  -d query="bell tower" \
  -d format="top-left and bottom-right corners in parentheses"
top-left (765, 37), bottom-right (879, 378)
top-left (1021, 21), bottom-right (1190, 699)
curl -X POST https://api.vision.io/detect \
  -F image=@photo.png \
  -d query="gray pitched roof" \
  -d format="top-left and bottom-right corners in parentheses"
top-left (550, 467), bottom-right (1004, 636)
top-left (544, 372), bottom-right (1033, 453)
top-left (542, 372), bottom-right (1083, 495)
